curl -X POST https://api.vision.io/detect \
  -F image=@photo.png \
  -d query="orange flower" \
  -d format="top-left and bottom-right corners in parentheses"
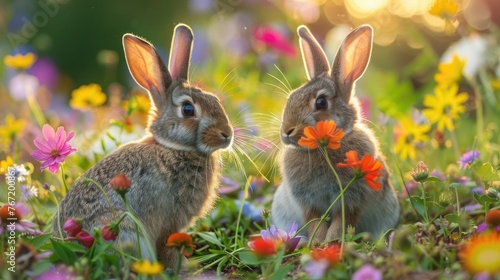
top-left (298, 120), bottom-right (344, 150)
top-left (248, 236), bottom-right (278, 257)
top-left (459, 231), bottom-right (500, 274)
top-left (337, 151), bottom-right (384, 191)
top-left (311, 243), bottom-right (341, 267)
top-left (486, 210), bottom-right (500, 227)
top-left (166, 232), bottom-right (196, 257)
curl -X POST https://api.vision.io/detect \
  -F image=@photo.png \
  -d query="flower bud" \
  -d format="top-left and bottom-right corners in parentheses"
top-left (63, 218), bottom-right (83, 237)
top-left (411, 161), bottom-right (429, 182)
top-left (102, 222), bottom-right (119, 241)
top-left (76, 230), bottom-right (95, 248)
top-left (109, 173), bottom-right (132, 196)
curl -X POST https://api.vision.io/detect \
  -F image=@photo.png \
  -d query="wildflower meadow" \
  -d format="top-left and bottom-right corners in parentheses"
top-left (1, 0), bottom-right (500, 279)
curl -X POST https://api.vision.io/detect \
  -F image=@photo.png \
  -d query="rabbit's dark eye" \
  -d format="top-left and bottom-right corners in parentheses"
top-left (315, 97), bottom-right (328, 110)
top-left (182, 103), bottom-right (195, 117)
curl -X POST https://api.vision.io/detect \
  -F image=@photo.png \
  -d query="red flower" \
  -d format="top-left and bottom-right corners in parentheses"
top-left (62, 218), bottom-right (82, 237)
top-left (337, 151), bottom-right (384, 191)
top-left (166, 232), bottom-right (196, 257)
top-left (248, 236), bottom-right (278, 257)
top-left (311, 243), bottom-right (341, 267)
top-left (76, 230), bottom-right (95, 248)
top-left (101, 221), bottom-right (119, 241)
top-left (110, 173), bottom-right (132, 196)
top-left (298, 120), bottom-right (344, 150)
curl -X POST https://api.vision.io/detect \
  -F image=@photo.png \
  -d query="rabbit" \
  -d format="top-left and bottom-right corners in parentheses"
top-left (271, 25), bottom-right (400, 244)
top-left (53, 23), bottom-right (233, 268)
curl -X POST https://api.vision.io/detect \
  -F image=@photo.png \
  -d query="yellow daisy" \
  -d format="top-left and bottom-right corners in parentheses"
top-left (423, 84), bottom-right (468, 131)
top-left (0, 156), bottom-right (14, 175)
top-left (428, 0), bottom-right (459, 19)
top-left (69, 84), bottom-right (107, 111)
top-left (131, 260), bottom-right (164, 275)
top-left (460, 231), bottom-right (500, 274)
top-left (394, 116), bottom-right (430, 160)
top-left (434, 55), bottom-right (465, 87)
top-left (4, 53), bottom-right (37, 70)
top-left (0, 114), bottom-right (25, 141)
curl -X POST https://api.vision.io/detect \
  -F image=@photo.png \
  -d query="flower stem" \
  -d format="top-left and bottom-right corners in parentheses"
top-left (60, 164), bottom-right (69, 194)
top-left (124, 198), bottom-right (142, 259)
top-left (175, 250), bottom-right (182, 280)
top-left (420, 182), bottom-right (429, 224)
top-left (449, 127), bottom-right (461, 160)
top-left (235, 176), bottom-right (252, 247)
top-left (83, 177), bottom-right (117, 218)
top-left (455, 187), bottom-right (461, 217)
top-left (26, 87), bottom-right (47, 128)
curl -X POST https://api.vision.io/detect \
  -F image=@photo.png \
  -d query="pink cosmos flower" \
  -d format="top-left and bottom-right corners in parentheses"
top-left (31, 124), bottom-right (77, 173)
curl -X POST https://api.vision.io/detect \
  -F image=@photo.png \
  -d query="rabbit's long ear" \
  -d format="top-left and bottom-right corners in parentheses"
top-left (332, 25), bottom-right (373, 103)
top-left (297, 25), bottom-right (330, 80)
top-left (168, 24), bottom-right (194, 81)
top-left (123, 34), bottom-right (171, 109)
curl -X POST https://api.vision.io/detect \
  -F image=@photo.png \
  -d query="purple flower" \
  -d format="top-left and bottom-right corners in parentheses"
top-left (219, 176), bottom-right (240, 194)
top-left (261, 221), bottom-right (302, 253)
top-left (431, 169), bottom-right (446, 181)
top-left (30, 124), bottom-right (77, 173)
top-left (476, 222), bottom-right (500, 233)
top-left (304, 259), bottom-right (329, 279)
top-left (352, 264), bottom-right (383, 280)
top-left (462, 203), bottom-right (481, 213)
top-left (458, 150), bottom-right (480, 169)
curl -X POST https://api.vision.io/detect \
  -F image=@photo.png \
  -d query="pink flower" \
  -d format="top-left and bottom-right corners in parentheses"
top-left (101, 221), bottom-right (119, 241)
top-left (253, 26), bottom-right (296, 57)
top-left (30, 124), bottom-right (77, 173)
top-left (352, 264), bottom-right (382, 280)
top-left (62, 218), bottom-right (82, 237)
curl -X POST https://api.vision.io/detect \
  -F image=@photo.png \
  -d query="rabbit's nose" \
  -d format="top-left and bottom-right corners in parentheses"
top-left (220, 131), bottom-right (230, 140)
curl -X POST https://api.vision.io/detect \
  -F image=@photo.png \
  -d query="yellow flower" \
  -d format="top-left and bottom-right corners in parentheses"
top-left (460, 231), bottom-right (500, 274)
top-left (428, 0), bottom-right (459, 19)
top-left (434, 55), bottom-right (465, 87)
top-left (131, 260), bottom-right (164, 275)
top-left (4, 53), bottom-right (37, 70)
top-left (423, 84), bottom-right (468, 131)
top-left (123, 94), bottom-right (151, 114)
top-left (0, 114), bottom-right (25, 141)
top-left (0, 156), bottom-right (14, 175)
top-left (394, 116), bottom-right (430, 160)
top-left (491, 79), bottom-right (500, 90)
top-left (70, 84), bottom-right (107, 111)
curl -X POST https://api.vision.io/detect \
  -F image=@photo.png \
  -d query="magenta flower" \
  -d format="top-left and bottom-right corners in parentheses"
top-left (31, 124), bottom-right (77, 173)
top-left (253, 26), bottom-right (296, 57)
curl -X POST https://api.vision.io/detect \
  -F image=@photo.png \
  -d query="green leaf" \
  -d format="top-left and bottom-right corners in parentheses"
top-left (473, 193), bottom-right (497, 206)
top-left (50, 239), bottom-right (76, 265)
top-left (470, 161), bottom-right (500, 182)
top-left (197, 232), bottom-right (224, 248)
top-left (238, 251), bottom-right (261, 265)
top-left (409, 196), bottom-right (427, 221)
top-left (25, 233), bottom-right (52, 249)
top-left (425, 176), bottom-right (443, 182)
top-left (449, 183), bottom-right (462, 189)
top-left (445, 214), bottom-right (460, 224)
top-left (270, 264), bottom-right (293, 280)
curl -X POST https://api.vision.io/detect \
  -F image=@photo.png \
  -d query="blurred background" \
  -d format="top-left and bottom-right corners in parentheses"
top-left (1, 0), bottom-right (500, 177)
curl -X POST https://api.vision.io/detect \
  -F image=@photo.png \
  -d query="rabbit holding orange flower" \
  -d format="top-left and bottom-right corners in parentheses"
top-left (271, 25), bottom-right (400, 244)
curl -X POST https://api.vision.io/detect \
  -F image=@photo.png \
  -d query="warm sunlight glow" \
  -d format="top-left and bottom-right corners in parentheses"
top-left (389, 0), bottom-right (435, 18)
top-left (345, 0), bottom-right (390, 17)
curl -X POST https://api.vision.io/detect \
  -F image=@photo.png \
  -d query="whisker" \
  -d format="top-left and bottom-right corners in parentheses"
top-left (273, 64), bottom-right (293, 91)
top-left (264, 82), bottom-right (289, 98)
top-left (218, 67), bottom-right (238, 93)
top-left (267, 73), bottom-right (291, 93)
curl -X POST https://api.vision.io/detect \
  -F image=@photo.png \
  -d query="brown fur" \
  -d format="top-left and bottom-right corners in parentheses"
top-left (54, 24), bottom-right (233, 268)
top-left (271, 25), bottom-right (399, 242)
